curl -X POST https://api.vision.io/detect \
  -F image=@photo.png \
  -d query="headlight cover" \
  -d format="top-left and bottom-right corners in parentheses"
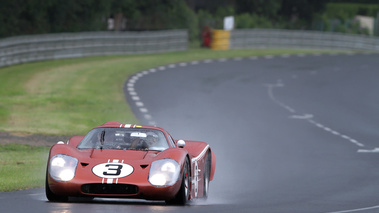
top-left (149, 159), bottom-right (180, 187)
top-left (49, 154), bottom-right (78, 182)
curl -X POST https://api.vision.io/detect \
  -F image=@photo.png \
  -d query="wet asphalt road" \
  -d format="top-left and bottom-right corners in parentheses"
top-left (2, 53), bottom-right (379, 213)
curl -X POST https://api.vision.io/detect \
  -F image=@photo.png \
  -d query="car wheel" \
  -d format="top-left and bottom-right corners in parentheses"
top-left (45, 174), bottom-right (68, 202)
top-left (202, 151), bottom-right (211, 199)
top-left (166, 157), bottom-right (191, 205)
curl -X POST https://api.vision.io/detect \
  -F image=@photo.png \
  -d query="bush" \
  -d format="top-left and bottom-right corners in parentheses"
top-left (235, 13), bottom-right (274, 29)
top-left (326, 3), bottom-right (379, 18)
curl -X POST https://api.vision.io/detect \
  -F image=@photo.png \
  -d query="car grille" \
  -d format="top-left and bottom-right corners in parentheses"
top-left (81, 183), bottom-right (138, 195)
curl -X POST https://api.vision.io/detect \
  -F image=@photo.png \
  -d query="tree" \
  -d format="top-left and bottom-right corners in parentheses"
top-left (279, 0), bottom-right (329, 25)
top-left (235, 0), bottom-right (282, 19)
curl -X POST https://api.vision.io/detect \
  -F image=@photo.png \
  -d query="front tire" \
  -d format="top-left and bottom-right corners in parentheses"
top-left (45, 174), bottom-right (68, 202)
top-left (166, 157), bottom-right (191, 205)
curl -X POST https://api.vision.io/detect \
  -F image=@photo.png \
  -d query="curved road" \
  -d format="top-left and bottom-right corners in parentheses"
top-left (2, 53), bottom-right (379, 213)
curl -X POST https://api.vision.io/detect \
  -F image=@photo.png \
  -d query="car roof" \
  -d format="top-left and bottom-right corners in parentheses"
top-left (94, 121), bottom-right (166, 132)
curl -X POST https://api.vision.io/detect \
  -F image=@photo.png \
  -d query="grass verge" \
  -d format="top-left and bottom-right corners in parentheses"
top-left (0, 144), bottom-right (49, 192)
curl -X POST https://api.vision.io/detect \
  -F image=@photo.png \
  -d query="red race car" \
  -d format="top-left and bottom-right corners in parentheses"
top-left (45, 121), bottom-right (216, 205)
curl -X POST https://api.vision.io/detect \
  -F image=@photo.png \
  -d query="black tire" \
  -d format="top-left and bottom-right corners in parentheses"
top-left (166, 158), bottom-right (191, 205)
top-left (45, 174), bottom-right (68, 202)
top-left (202, 151), bottom-right (211, 199)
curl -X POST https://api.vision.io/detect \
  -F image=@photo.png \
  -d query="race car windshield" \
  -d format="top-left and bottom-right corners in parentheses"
top-left (77, 128), bottom-right (170, 151)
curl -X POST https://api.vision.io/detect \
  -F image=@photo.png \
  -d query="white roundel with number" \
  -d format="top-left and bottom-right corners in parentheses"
top-left (92, 162), bottom-right (134, 179)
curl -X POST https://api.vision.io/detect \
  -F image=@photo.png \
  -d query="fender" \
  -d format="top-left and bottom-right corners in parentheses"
top-left (155, 147), bottom-right (189, 166)
top-left (67, 136), bottom-right (84, 148)
top-left (181, 140), bottom-right (216, 181)
top-left (48, 143), bottom-right (83, 159)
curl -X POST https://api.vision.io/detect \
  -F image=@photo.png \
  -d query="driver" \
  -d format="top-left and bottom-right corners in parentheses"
top-left (129, 136), bottom-right (148, 150)
top-left (129, 132), bottom-right (159, 150)
top-left (145, 132), bottom-right (159, 148)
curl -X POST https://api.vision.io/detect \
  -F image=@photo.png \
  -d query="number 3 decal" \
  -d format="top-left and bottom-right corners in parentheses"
top-left (93, 162), bottom-right (133, 178)
top-left (103, 164), bottom-right (123, 176)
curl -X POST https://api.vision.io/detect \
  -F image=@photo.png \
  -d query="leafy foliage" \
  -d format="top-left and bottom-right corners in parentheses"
top-left (0, 1), bottom-right (377, 40)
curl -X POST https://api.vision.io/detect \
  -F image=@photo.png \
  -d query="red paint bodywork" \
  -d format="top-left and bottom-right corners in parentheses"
top-left (46, 121), bottom-right (216, 201)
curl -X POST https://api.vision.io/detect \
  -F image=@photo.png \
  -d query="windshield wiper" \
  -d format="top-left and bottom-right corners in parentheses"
top-left (100, 130), bottom-right (105, 150)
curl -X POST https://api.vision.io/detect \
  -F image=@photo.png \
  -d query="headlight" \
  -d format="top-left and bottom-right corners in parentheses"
top-left (149, 159), bottom-right (180, 187)
top-left (49, 154), bottom-right (78, 182)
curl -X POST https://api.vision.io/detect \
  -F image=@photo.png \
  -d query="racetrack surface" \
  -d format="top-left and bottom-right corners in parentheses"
top-left (2, 53), bottom-right (379, 213)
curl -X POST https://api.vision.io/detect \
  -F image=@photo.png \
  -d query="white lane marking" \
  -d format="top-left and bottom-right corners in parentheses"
top-left (191, 61), bottom-right (199, 65)
top-left (289, 114), bottom-right (313, 119)
top-left (357, 148), bottom-right (379, 153)
top-left (265, 80), bottom-right (296, 113)
top-left (131, 76), bottom-right (139, 81)
top-left (267, 79), bottom-right (365, 148)
top-left (204, 59), bottom-right (213, 63)
top-left (264, 55), bottom-right (274, 59)
top-left (309, 119), bottom-right (364, 147)
top-left (179, 62), bottom-right (187, 67)
top-left (135, 102), bottom-right (144, 107)
top-left (144, 114), bottom-right (152, 120)
top-left (327, 205), bottom-right (379, 213)
top-left (249, 56), bottom-right (258, 60)
top-left (218, 58), bottom-right (227, 62)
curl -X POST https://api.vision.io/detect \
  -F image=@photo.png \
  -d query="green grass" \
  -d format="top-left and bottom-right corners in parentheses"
top-left (0, 144), bottom-right (49, 191)
top-left (0, 48), bottom-right (348, 136)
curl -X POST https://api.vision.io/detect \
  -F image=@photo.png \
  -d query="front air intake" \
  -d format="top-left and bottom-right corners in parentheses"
top-left (81, 184), bottom-right (138, 195)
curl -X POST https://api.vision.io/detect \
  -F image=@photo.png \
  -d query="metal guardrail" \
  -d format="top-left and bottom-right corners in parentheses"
top-left (230, 29), bottom-right (379, 51)
top-left (0, 30), bottom-right (188, 68)
top-left (2, 29), bottom-right (378, 68)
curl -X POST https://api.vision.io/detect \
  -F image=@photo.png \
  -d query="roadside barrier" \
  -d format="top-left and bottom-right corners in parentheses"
top-left (0, 30), bottom-right (188, 68)
top-left (230, 29), bottom-right (379, 51)
top-left (2, 29), bottom-right (378, 67)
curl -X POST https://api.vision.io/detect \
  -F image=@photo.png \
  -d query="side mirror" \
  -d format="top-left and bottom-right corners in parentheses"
top-left (177, 140), bottom-right (186, 148)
